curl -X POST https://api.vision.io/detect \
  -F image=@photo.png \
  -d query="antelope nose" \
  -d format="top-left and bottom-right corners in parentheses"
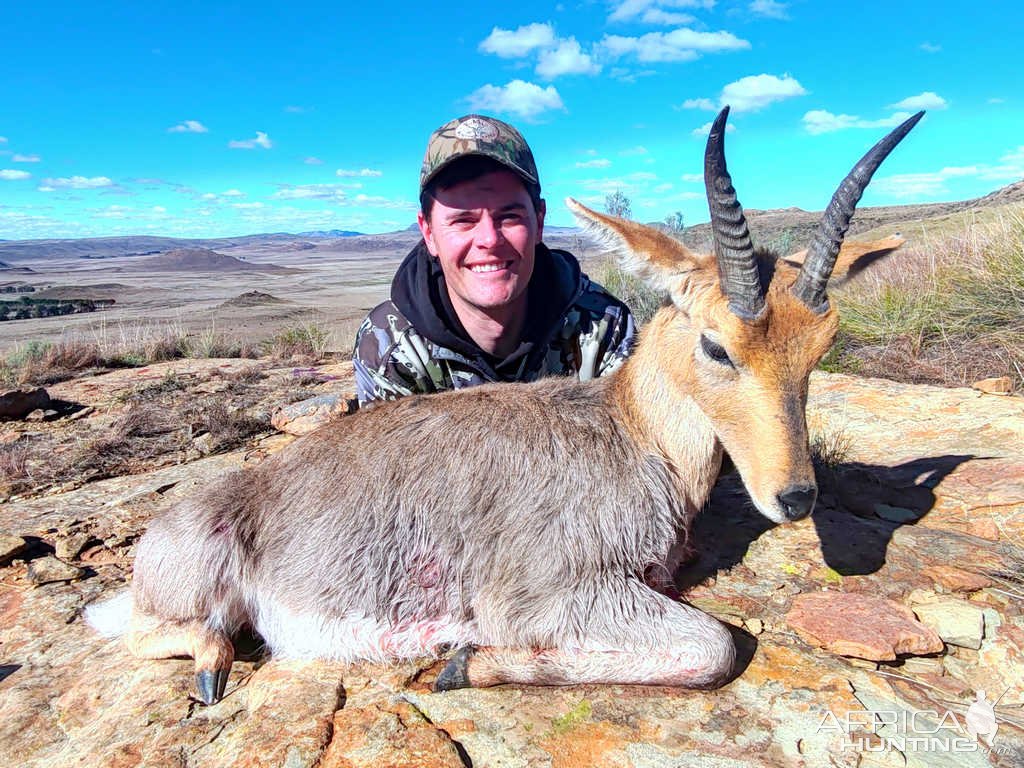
top-left (777, 485), bottom-right (817, 521)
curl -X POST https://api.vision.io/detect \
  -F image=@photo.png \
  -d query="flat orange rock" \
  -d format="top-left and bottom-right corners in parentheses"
top-left (786, 591), bottom-right (944, 661)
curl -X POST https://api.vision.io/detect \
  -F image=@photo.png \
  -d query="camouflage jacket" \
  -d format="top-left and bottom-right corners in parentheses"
top-left (353, 242), bottom-right (636, 404)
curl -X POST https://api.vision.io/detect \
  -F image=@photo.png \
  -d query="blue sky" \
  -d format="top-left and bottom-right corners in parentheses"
top-left (1, 0), bottom-right (1021, 240)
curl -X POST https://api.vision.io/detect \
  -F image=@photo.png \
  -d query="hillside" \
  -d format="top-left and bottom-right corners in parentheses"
top-left (130, 248), bottom-right (300, 273)
top-left (675, 178), bottom-right (1024, 250)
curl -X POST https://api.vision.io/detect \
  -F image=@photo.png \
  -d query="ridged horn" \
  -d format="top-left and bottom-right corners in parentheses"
top-left (705, 106), bottom-right (764, 320)
top-left (793, 111), bottom-right (925, 311)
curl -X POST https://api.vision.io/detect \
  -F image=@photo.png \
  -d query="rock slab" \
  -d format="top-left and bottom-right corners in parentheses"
top-left (786, 591), bottom-right (944, 660)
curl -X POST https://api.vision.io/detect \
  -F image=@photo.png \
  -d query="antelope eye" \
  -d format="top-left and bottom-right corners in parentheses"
top-left (700, 334), bottom-right (733, 367)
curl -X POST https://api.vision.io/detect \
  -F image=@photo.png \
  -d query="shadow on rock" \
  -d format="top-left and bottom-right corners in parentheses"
top-left (0, 664), bottom-right (20, 683)
top-left (676, 453), bottom-right (975, 589)
top-left (723, 624), bottom-right (758, 685)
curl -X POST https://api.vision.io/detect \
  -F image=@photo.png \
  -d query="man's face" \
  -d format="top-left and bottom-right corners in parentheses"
top-left (418, 169), bottom-right (545, 322)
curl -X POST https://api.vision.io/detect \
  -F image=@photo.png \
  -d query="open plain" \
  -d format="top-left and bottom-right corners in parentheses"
top-left (0, 193), bottom-right (1022, 767)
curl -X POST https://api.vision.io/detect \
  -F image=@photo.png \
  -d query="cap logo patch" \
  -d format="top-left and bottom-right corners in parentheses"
top-left (454, 117), bottom-right (499, 142)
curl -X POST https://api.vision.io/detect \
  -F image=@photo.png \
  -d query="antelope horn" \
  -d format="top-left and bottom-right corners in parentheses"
top-left (793, 111), bottom-right (925, 311)
top-left (705, 106), bottom-right (764, 320)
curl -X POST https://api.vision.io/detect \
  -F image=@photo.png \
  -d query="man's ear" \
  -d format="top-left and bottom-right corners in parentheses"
top-left (417, 210), bottom-right (438, 257)
top-left (535, 198), bottom-right (546, 242)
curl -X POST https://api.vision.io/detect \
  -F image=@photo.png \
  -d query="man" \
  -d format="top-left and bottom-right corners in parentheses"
top-left (353, 114), bottom-right (636, 405)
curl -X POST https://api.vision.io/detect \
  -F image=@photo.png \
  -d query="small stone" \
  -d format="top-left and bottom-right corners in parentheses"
top-left (26, 555), bottom-right (86, 585)
top-left (901, 656), bottom-right (944, 676)
top-left (874, 503), bottom-right (922, 523)
top-left (192, 433), bottom-right (216, 455)
top-left (786, 592), bottom-right (944, 661)
top-left (907, 589), bottom-right (941, 605)
top-left (0, 387), bottom-right (51, 420)
top-left (271, 393), bottom-right (354, 436)
top-left (921, 565), bottom-right (992, 593)
top-left (912, 598), bottom-right (986, 650)
top-left (55, 533), bottom-right (92, 562)
top-left (982, 608), bottom-right (1002, 640)
top-left (745, 618), bottom-right (764, 635)
top-left (846, 658), bottom-right (879, 670)
top-left (971, 376), bottom-right (1013, 395)
top-left (0, 533), bottom-right (28, 565)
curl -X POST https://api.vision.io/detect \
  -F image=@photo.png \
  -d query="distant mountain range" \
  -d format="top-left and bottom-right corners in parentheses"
top-left (0, 180), bottom-right (1020, 263)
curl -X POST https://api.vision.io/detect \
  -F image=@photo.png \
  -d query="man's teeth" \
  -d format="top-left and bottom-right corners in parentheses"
top-left (470, 263), bottom-right (506, 273)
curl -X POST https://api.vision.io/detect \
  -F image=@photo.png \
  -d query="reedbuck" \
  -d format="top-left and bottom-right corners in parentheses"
top-left (88, 107), bottom-right (922, 704)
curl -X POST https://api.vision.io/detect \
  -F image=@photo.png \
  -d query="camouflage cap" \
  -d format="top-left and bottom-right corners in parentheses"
top-left (420, 114), bottom-right (540, 194)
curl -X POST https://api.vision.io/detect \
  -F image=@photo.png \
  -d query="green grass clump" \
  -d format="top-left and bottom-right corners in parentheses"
top-left (590, 257), bottom-right (667, 325)
top-left (550, 699), bottom-right (593, 734)
top-left (826, 205), bottom-right (1024, 388)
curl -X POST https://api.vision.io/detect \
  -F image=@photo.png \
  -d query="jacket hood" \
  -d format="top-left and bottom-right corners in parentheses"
top-left (390, 240), bottom-right (584, 377)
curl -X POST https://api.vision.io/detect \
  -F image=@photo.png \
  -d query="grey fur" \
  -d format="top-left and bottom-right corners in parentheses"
top-left (133, 376), bottom-right (722, 657)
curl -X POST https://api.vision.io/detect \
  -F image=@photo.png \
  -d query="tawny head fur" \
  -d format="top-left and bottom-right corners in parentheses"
top-left (568, 201), bottom-right (835, 523)
top-left (568, 106), bottom-right (922, 524)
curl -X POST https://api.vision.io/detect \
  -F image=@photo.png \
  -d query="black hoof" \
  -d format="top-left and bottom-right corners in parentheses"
top-left (433, 645), bottom-right (475, 692)
top-left (195, 668), bottom-right (229, 705)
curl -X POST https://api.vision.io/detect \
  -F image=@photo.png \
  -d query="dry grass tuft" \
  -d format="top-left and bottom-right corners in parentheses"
top-left (590, 256), bottom-right (667, 325)
top-left (830, 206), bottom-right (1024, 388)
top-left (263, 321), bottom-right (332, 361)
top-left (0, 443), bottom-right (31, 494)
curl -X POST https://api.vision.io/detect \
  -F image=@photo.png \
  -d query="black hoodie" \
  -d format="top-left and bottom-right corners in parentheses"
top-left (389, 240), bottom-right (585, 382)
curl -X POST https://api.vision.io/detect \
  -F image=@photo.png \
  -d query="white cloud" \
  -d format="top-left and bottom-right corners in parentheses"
top-left (692, 121), bottom-right (736, 137)
top-left (479, 23), bottom-right (556, 58)
top-left (304, 156), bottom-right (324, 165)
top-left (536, 38), bottom-right (600, 78)
top-left (686, 74), bottom-right (806, 114)
top-left (232, 202), bottom-right (264, 209)
top-left (680, 97), bottom-right (716, 110)
top-left (228, 132), bottom-right (273, 150)
top-left (0, 137), bottom-right (7, 144)
top-left (919, 42), bottom-right (941, 53)
top-left (653, 182), bottom-right (674, 193)
top-left (273, 183), bottom-right (352, 201)
top-left (640, 9), bottom-right (695, 24)
top-left (802, 109), bottom-right (914, 134)
top-left (749, 0), bottom-right (788, 19)
top-left (608, 1), bottom-right (712, 23)
top-left (988, 97), bottom-right (1005, 105)
top-left (600, 28), bottom-right (749, 64)
top-left (873, 166), bottom-right (983, 198)
top-left (681, 173), bottom-right (703, 182)
top-left (620, 145), bottom-right (649, 156)
top-left (221, 189), bottom-right (246, 197)
top-left (39, 175), bottom-right (114, 189)
top-left (12, 154), bottom-right (41, 162)
top-left (576, 158), bottom-right (611, 168)
top-left (466, 80), bottom-right (565, 120)
top-left (720, 74), bottom-right (807, 111)
top-left (0, 169), bottom-right (31, 180)
top-left (285, 105), bottom-right (307, 113)
top-left (152, 206), bottom-right (167, 213)
top-left (336, 168), bottom-right (383, 177)
top-left (349, 194), bottom-right (417, 210)
top-left (888, 92), bottom-right (947, 111)
top-left (608, 67), bottom-right (658, 83)
top-left (168, 120), bottom-right (209, 134)
top-left (94, 205), bottom-right (133, 219)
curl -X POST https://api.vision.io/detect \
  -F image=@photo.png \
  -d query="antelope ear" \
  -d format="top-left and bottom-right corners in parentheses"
top-left (566, 197), bottom-right (706, 296)
top-left (783, 235), bottom-right (905, 281)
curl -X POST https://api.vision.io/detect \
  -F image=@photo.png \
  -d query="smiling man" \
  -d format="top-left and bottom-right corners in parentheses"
top-left (352, 114), bottom-right (636, 404)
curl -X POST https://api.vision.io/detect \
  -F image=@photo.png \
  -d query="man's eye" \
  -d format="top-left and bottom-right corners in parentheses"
top-left (700, 334), bottom-right (733, 367)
